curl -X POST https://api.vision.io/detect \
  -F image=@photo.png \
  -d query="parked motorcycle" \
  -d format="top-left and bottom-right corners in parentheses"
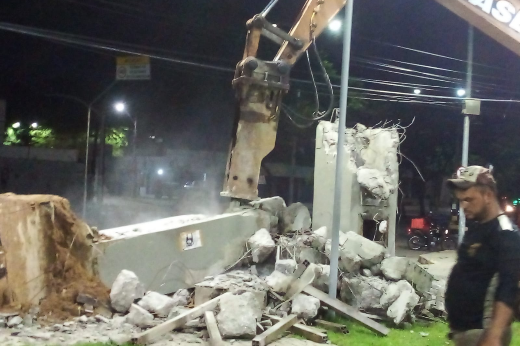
top-left (407, 213), bottom-right (457, 251)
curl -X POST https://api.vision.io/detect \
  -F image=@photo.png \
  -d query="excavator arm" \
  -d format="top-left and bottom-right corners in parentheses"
top-left (222, 0), bottom-right (346, 201)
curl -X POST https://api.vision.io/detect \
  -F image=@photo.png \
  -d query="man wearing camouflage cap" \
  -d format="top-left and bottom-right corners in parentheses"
top-left (446, 166), bottom-right (520, 346)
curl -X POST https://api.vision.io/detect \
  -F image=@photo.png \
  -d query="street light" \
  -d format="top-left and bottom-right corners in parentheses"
top-left (114, 102), bottom-right (138, 197)
top-left (12, 122), bottom-right (20, 129)
top-left (30, 122), bottom-right (38, 129)
top-left (114, 102), bottom-right (126, 113)
top-left (329, 19), bottom-right (342, 32)
top-left (457, 89), bottom-right (466, 97)
top-left (413, 89), bottom-right (421, 95)
top-left (157, 169), bottom-right (164, 175)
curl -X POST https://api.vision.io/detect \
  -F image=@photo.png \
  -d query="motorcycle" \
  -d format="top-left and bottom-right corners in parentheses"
top-left (407, 213), bottom-right (457, 251)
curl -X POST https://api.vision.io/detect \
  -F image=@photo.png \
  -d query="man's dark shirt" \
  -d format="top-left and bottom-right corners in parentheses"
top-left (446, 215), bottom-right (520, 331)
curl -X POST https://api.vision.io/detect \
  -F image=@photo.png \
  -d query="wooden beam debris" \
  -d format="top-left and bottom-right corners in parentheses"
top-left (303, 286), bottom-right (389, 336)
top-left (266, 315), bottom-right (328, 344)
top-left (253, 314), bottom-right (298, 346)
top-left (204, 311), bottom-right (224, 346)
top-left (133, 293), bottom-right (231, 345)
top-left (315, 319), bottom-right (349, 334)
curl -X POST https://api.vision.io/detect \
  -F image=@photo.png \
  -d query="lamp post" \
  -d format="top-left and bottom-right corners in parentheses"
top-left (114, 102), bottom-right (138, 197)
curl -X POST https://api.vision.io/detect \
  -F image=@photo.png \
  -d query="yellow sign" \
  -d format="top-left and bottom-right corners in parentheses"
top-left (116, 56), bottom-right (151, 80)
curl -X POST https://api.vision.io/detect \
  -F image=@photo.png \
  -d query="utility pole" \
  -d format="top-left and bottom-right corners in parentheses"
top-left (329, 0), bottom-right (354, 301)
top-left (458, 25), bottom-right (473, 245)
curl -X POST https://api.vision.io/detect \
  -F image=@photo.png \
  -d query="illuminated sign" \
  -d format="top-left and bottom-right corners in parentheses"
top-left (467, 0), bottom-right (520, 32)
top-left (435, 0), bottom-right (520, 57)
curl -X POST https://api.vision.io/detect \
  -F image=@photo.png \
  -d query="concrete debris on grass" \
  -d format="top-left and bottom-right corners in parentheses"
top-left (381, 257), bottom-right (409, 281)
top-left (216, 292), bottom-right (263, 339)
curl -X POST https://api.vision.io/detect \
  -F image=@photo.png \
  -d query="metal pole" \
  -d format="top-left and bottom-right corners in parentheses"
top-left (82, 106), bottom-right (92, 218)
top-left (133, 116), bottom-right (138, 197)
top-left (328, 0), bottom-right (354, 300)
top-left (458, 25), bottom-right (473, 245)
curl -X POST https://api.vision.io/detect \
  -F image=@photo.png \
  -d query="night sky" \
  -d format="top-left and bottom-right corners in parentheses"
top-left (2, 0), bottom-right (520, 191)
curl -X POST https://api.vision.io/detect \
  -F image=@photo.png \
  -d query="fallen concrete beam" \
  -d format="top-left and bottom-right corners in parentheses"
top-left (303, 286), bottom-right (389, 336)
top-left (253, 314), bottom-right (298, 346)
top-left (96, 212), bottom-right (260, 294)
top-left (266, 315), bottom-right (328, 344)
top-left (204, 311), bottom-right (224, 346)
top-left (315, 320), bottom-right (349, 334)
top-left (285, 263), bottom-right (316, 300)
top-left (133, 293), bottom-right (230, 345)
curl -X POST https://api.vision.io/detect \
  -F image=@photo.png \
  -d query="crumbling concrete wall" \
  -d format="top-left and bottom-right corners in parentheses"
top-left (94, 211), bottom-right (262, 295)
top-left (313, 121), bottom-right (399, 255)
top-left (0, 193), bottom-right (95, 309)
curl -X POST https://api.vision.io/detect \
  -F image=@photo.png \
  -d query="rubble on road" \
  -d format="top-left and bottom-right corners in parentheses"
top-left (248, 229), bottom-right (276, 263)
top-left (110, 270), bottom-right (146, 313)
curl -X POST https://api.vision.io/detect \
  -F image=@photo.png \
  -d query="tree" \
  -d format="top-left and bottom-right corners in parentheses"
top-left (3, 123), bottom-right (56, 147)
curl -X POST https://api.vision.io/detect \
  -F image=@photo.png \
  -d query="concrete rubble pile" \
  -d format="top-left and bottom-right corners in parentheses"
top-left (0, 194), bottom-right (446, 346)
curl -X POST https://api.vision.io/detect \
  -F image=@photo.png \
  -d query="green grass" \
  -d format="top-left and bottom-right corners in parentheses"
top-left (323, 319), bottom-right (520, 346)
top-left (51, 322), bottom-right (520, 346)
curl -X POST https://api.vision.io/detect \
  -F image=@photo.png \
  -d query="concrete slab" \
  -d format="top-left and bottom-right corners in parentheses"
top-left (95, 211), bottom-right (260, 294)
top-left (405, 251), bottom-right (456, 294)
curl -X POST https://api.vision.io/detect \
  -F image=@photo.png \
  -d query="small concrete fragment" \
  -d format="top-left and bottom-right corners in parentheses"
top-left (341, 231), bottom-right (386, 267)
top-left (171, 288), bottom-right (190, 307)
top-left (126, 304), bottom-right (154, 328)
top-left (338, 248), bottom-right (362, 274)
top-left (311, 226), bottom-right (329, 251)
top-left (281, 203), bottom-right (311, 233)
top-left (312, 264), bottom-right (330, 292)
top-left (7, 316), bottom-right (22, 328)
top-left (216, 292), bottom-right (259, 339)
top-left (265, 271), bottom-right (292, 293)
top-left (251, 197), bottom-right (287, 218)
top-left (291, 294), bottom-right (320, 319)
top-left (138, 291), bottom-right (177, 317)
top-left (275, 259), bottom-right (297, 276)
top-left (381, 257), bottom-right (409, 281)
top-left (380, 280), bottom-right (414, 308)
top-left (248, 229), bottom-right (276, 264)
top-left (362, 269), bottom-right (373, 277)
top-left (387, 285), bottom-right (420, 325)
top-left (340, 276), bottom-right (389, 310)
top-left (110, 270), bottom-right (145, 313)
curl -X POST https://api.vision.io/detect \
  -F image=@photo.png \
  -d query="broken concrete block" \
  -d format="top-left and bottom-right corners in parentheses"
top-left (339, 248), bottom-right (362, 274)
top-left (265, 270), bottom-right (292, 293)
top-left (381, 257), bottom-right (409, 281)
top-left (138, 291), bottom-right (177, 317)
top-left (370, 263), bottom-right (382, 276)
top-left (7, 316), bottom-right (23, 328)
top-left (244, 209), bottom-right (277, 232)
top-left (110, 270), bottom-right (145, 313)
top-left (362, 269), bottom-right (373, 277)
top-left (275, 259), bottom-right (297, 276)
top-left (172, 288), bottom-right (190, 307)
top-left (312, 264), bottom-right (330, 292)
top-left (247, 228), bottom-right (275, 263)
top-left (126, 304), bottom-right (154, 328)
top-left (281, 203), bottom-right (311, 233)
top-left (217, 292), bottom-right (259, 339)
top-left (380, 280), bottom-right (413, 308)
top-left (342, 231), bottom-right (386, 267)
top-left (387, 285), bottom-right (420, 325)
top-left (291, 293), bottom-right (320, 319)
top-left (311, 226), bottom-right (329, 251)
top-left (251, 197), bottom-right (287, 218)
top-left (340, 276), bottom-right (389, 310)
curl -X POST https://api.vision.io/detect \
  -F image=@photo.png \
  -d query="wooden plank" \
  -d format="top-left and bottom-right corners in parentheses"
top-left (133, 293), bottom-right (230, 345)
top-left (267, 315), bottom-right (328, 344)
top-left (286, 263), bottom-right (316, 300)
top-left (252, 314), bottom-right (298, 346)
top-left (303, 286), bottom-right (389, 336)
top-left (315, 319), bottom-right (349, 334)
top-left (204, 311), bottom-right (224, 346)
